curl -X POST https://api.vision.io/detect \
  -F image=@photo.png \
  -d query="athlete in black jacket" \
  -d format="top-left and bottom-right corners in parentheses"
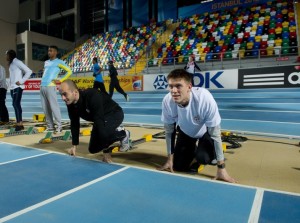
top-left (108, 61), bottom-right (129, 101)
top-left (60, 80), bottom-right (131, 162)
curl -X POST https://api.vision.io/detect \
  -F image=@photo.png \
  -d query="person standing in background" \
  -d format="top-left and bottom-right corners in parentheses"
top-left (107, 60), bottom-right (129, 101)
top-left (92, 57), bottom-right (107, 94)
top-left (0, 63), bottom-right (9, 125)
top-left (6, 50), bottom-right (32, 131)
top-left (184, 55), bottom-right (201, 86)
top-left (40, 45), bottom-right (72, 133)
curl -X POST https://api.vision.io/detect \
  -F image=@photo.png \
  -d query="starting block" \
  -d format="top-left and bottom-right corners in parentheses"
top-left (39, 131), bottom-right (71, 144)
top-left (39, 129), bottom-right (91, 144)
top-left (33, 114), bottom-right (46, 122)
top-left (103, 134), bottom-right (153, 153)
top-left (0, 127), bottom-right (37, 138)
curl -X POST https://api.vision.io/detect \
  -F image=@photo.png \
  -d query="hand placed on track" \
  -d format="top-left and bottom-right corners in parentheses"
top-left (67, 146), bottom-right (77, 156)
top-left (157, 154), bottom-right (174, 173)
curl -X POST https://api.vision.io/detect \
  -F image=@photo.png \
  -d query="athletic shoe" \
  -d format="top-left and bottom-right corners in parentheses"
top-left (15, 125), bottom-right (24, 132)
top-left (54, 128), bottom-right (62, 134)
top-left (44, 128), bottom-right (55, 132)
top-left (120, 130), bottom-right (132, 152)
top-left (116, 126), bottom-right (125, 132)
top-left (125, 94), bottom-right (130, 102)
top-left (211, 159), bottom-right (217, 165)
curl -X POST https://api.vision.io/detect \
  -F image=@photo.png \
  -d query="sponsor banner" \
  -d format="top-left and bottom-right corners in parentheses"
top-left (194, 69), bottom-right (238, 89)
top-left (144, 74), bottom-right (169, 91)
top-left (179, 0), bottom-right (270, 19)
top-left (24, 79), bottom-right (41, 91)
top-left (23, 76), bottom-right (143, 92)
top-left (238, 65), bottom-right (300, 89)
top-left (143, 69), bottom-right (238, 91)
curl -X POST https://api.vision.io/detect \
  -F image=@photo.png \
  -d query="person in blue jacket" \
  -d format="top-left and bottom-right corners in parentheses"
top-left (92, 57), bottom-right (107, 94)
top-left (40, 45), bottom-right (72, 133)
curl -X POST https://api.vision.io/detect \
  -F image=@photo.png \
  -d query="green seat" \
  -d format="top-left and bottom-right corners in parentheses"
top-left (225, 51), bottom-right (232, 58)
top-left (183, 56), bottom-right (189, 62)
top-left (281, 48), bottom-right (289, 55)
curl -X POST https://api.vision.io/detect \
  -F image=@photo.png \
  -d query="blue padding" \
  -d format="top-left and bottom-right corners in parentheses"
top-left (8, 168), bottom-right (256, 223)
top-left (259, 191), bottom-right (300, 223)
top-left (0, 153), bottom-right (122, 218)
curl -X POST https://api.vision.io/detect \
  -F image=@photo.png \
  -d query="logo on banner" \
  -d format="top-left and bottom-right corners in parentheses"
top-left (238, 65), bottom-right (300, 89)
top-left (288, 72), bottom-right (300, 85)
top-left (194, 72), bottom-right (224, 88)
top-left (153, 75), bottom-right (168, 89)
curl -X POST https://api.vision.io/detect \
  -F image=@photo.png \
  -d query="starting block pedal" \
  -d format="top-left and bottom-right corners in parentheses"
top-left (0, 127), bottom-right (37, 138)
top-left (33, 114), bottom-right (45, 122)
top-left (39, 131), bottom-right (71, 143)
top-left (103, 134), bottom-right (153, 153)
top-left (80, 129), bottom-right (91, 136)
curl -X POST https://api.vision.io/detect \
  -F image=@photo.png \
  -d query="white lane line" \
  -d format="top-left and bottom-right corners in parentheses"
top-left (0, 166), bottom-right (129, 222)
top-left (222, 118), bottom-right (300, 125)
top-left (219, 109), bottom-right (300, 113)
top-left (248, 188), bottom-right (264, 223)
top-left (0, 153), bottom-right (51, 166)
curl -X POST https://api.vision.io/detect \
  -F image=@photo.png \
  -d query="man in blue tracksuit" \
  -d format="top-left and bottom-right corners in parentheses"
top-left (92, 57), bottom-right (107, 94)
top-left (40, 45), bottom-right (72, 133)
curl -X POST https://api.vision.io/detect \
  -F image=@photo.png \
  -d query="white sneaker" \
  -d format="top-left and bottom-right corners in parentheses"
top-left (211, 159), bottom-right (217, 165)
top-left (44, 128), bottom-right (55, 132)
top-left (54, 128), bottom-right (62, 134)
top-left (120, 130), bottom-right (132, 152)
top-left (125, 94), bottom-right (130, 102)
top-left (116, 126), bottom-right (125, 131)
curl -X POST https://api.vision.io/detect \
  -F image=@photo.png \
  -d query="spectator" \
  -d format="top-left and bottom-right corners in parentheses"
top-left (184, 55), bottom-right (201, 86)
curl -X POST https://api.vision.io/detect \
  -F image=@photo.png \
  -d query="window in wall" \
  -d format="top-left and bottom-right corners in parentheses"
top-left (32, 43), bottom-right (48, 61)
top-left (48, 15), bottom-right (75, 41)
top-left (37, 0), bottom-right (41, 20)
top-left (50, 0), bottom-right (74, 15)
top-left (32, 43), bottom-right (67, 61)
top-left (17, 44), bottom-right (25, 61)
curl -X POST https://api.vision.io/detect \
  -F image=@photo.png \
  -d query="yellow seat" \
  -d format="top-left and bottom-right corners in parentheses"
top-left (239, 49), bottom-right (245, 58)
top-left (267, 46), bottom-right (274, 56)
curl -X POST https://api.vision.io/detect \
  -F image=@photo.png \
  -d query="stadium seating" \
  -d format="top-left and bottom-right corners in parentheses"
top-left (64, 0), bottom-right (297, 73)
top-left (155, 0), bottom-right (297, 63)
top-left (64, 22), bottom-right (165, 73)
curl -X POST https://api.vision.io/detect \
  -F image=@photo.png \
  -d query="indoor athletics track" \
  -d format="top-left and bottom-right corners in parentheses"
top-left (0, 141), bottom-right (300, 222)
top-left (1, 87), bottom-right (300, 222)
top-left (6, 87), bottom-right (300, 138)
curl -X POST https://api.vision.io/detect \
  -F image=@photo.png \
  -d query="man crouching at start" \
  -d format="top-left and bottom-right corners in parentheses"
top-left (158, 69), bottom-right (236, 183)
top-left (59, 79), bottom-right (131, 163)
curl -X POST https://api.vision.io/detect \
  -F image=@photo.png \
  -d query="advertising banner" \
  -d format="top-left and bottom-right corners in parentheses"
top-left (143, 69), bottom-right (238, 91)
top-left (238, 65), bottom-right (300, 89)
top-left (23, 75), bottom-right (143, 92)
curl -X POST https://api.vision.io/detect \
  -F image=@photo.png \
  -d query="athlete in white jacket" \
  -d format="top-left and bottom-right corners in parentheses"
top-left (6, 50), bottom-right (32, 131)
top-left (159, 69), bottom-right (235, 183)
top-left (0, 64), bottom-right (9, 124)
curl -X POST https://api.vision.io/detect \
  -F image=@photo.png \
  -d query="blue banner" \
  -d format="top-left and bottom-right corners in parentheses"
top-left (158, 0), bottom-right (177, 22)
top-left (179, 0), bottom-right (275, 19)
top-left (108, 0), bottom-right (123, 32)
top-left (132, 0), bottom-right (149, 27)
